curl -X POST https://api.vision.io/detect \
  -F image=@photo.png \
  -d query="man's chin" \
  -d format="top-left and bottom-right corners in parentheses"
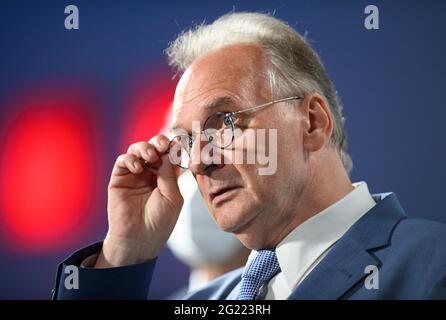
top-left (215, 207), bottom-right (259, 234)
top-left (229, 226), bottom-right (266, 251)
top-left (214, 210), bottom-right (267, 250)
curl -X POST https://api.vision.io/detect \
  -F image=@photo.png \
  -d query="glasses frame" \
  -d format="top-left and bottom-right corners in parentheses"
top-left (168, 95), bottom-right (303, 169)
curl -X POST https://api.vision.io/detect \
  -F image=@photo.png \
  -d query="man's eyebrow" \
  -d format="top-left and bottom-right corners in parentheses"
top-left (203, 96), bottom-right (238, 110)
top-left (170, 96), bottom-right (238, 131)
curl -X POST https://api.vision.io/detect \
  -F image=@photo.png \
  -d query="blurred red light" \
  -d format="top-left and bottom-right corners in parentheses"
top-left (0, 92), bottom-right (98, 253)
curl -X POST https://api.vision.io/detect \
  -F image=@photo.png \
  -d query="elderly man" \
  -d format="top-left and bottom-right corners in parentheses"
top-left (53, 12), bottom-right (446, 300)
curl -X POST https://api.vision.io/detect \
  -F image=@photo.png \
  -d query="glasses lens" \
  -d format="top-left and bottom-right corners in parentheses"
top-left (168, 135), bottom-right (191, 169)
top-left (203, 112), bottom-right (234, 148)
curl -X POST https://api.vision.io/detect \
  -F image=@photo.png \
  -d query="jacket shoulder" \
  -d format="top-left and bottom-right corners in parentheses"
top-left (393, 217), bottom-right (446, 242)
top-left (388, 216), bottom-right (446, 266)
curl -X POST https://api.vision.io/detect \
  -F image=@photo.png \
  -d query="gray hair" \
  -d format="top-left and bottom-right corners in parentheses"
top-left (165, 12), bottom-right (353, 173)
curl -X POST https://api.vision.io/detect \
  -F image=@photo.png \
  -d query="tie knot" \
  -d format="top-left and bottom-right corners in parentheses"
top-left (238, 249), bottom-right (281, 300)
top-left (242, 249), bottom-right (280, 279)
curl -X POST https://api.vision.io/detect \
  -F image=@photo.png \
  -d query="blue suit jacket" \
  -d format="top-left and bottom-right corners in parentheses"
top-left (53, 193), bottom-right (446, 299)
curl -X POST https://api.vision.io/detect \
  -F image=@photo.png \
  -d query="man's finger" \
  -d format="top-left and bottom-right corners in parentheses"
top-left (113, 153), bottom-right (143, 175)
top-left (156, 154), bottom-right (183, 205)
top-left (148, 134), bottom-right (170, 154)
top-left (127, 141), bottom-right (160, 164)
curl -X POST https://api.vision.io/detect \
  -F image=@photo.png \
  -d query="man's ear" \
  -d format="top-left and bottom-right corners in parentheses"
top-left (301, 93), bottom-right (333, 152)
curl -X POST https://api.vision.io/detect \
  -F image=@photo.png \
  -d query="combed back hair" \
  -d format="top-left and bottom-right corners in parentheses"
top-left (165, 12), bottom-right (353, 173)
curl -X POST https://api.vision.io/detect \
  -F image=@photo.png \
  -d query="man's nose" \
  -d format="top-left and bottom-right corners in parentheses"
top-left (189, 134), bottom-right (225, 175)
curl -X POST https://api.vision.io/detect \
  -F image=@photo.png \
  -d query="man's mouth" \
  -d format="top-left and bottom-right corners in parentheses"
top-left (209, 185), bottom-right (242, 206)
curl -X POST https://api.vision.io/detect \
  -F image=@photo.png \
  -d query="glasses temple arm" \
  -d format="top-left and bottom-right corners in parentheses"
top-left (230, 96), bottom-right (302, 115)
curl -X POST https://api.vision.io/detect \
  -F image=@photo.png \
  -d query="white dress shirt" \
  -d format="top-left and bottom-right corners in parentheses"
top-left (228, 181), bottom-right (376, 300)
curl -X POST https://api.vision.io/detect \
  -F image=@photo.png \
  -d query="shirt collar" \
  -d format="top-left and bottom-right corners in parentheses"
top-left (245, 181), bottom-right (376, 291)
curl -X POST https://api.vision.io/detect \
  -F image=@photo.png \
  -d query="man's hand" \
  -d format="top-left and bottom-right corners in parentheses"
top-left (95, 135), bottom-right (183, 268)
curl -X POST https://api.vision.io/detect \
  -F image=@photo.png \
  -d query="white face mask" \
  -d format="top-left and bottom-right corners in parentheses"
top-left (167, 171), bottom-right (244, 269)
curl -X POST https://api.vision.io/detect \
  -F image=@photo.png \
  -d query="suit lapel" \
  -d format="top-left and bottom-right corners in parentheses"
top-left (288, 193), bottom-right (407, 300)
top-left (209, 268), bottom-right (242, 300)
top-left (287, 238), bottom-right (378, 299)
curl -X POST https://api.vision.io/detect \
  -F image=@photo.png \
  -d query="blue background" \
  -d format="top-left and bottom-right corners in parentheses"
top-left (0, 0), bottom-right (445, 299)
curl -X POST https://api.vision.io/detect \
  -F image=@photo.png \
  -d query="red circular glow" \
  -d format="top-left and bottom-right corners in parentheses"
top-left (0, 92), bottom-right (98, 253)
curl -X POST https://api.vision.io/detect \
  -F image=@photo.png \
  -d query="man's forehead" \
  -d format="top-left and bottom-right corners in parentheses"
top-left (175, 44), bottom-right (266, 97)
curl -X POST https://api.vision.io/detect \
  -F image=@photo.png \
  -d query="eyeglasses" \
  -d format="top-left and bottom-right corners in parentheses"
top-left (168, 95), bottom-right (303, 169)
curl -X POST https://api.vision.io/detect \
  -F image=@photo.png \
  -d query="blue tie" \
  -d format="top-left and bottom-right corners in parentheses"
top-left (237, 249), bottom-right (281, 300)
